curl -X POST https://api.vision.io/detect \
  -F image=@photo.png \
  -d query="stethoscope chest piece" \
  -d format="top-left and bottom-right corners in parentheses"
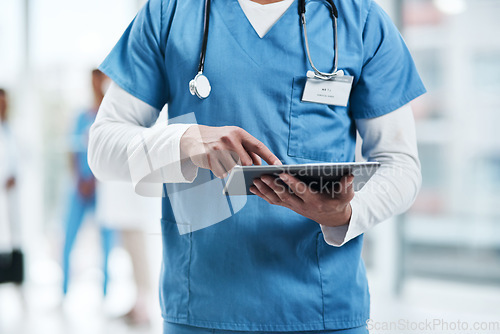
top-left (189, 73), bottom-right (211, 99)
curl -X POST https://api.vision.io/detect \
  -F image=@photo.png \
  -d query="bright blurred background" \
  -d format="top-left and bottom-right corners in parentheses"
top-left (0, 0), bottom-right (499, 333)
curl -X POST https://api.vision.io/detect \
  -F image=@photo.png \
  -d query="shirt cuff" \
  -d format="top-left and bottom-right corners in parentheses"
top-left (152, 123), bottom-right (198, 182)
top-left (127, 123), bottom-right (198, 197)
top-left (320, 199), bottom-right (362, 247)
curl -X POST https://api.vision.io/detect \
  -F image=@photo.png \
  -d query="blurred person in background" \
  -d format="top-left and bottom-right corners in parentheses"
top-left (96, 181), bottom-right (159, 326)
top-left (0, 89), bottom-right (19, 226)
top-left (0, 89), bottom-right (16, 191)
top-left (62, 70), bottom-right (115, 297)
top-left (0, 88), bottom-right (25, 304)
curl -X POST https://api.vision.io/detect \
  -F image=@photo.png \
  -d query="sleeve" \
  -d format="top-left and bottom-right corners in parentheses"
top-left (349, 1), bottom-right (426, 119)
top-left (88, 82), bottom-right (198, 197)
top-left (99, 0), bottom-right (169, 110)
top-left (320, 104), bottom-right (421, 246)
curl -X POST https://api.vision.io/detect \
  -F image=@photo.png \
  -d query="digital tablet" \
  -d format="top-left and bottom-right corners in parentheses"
top-left (223, 161), bottom-right (380, 196)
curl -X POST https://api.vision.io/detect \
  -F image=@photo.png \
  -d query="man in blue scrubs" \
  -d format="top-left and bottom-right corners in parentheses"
top-left (89, 0), bottom-right (426, 332)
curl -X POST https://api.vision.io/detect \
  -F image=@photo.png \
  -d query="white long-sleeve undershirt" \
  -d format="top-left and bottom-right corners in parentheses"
top-left (88, 82), bottom-right (421, 247)
top-left (321, 106), bottom-right (421, 246)
top-left (88, 83), bottom-right (197, 197)
top-left (237, 0), bottom-right (295, 38)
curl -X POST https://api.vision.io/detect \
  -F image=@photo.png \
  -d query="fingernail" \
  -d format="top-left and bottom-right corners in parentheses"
top-left (261, 177), bottom-right (270, 184)
top-left (279, 174), bottom-right (288, 181)
top-left (249, 188), bottom-right (256, 194)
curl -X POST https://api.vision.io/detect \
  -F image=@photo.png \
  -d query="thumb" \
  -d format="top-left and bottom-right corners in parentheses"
top-left (334, 175), bottom-right (354, 201)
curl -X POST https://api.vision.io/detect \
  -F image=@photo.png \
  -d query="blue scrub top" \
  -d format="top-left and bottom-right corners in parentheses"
top-left (100, 0), bottom-right (425, 331)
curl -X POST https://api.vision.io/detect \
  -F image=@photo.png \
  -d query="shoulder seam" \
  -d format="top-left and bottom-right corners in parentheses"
top-left (360, 0), bottom-right (375, 63)
top-left (362, 0), bottom-right (375, 36)
top-left (160, 0), bottom-right (163, 40)
top-left (160, 0), bottom-right (165, 52)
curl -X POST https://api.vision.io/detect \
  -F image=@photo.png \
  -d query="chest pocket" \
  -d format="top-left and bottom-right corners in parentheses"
top-left (287, 76), bottom-right (349, 162)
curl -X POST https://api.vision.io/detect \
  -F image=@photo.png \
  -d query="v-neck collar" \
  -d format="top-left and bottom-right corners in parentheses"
top-left (237, 0), bottom-right (295, 39)
top-left (212, 0), bottom-right (301, 65)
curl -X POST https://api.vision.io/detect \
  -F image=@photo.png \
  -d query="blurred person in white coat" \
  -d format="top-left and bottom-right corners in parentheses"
top-left (0, 88), bottom-right (25, 308)
top-left (0, 88), bottom-right (21, 253)
top-left (96, 181), bottom-right (160, 325)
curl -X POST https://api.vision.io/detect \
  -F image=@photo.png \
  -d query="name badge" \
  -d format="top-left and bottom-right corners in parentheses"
top-left (301, 72), bottom-right (353, 107)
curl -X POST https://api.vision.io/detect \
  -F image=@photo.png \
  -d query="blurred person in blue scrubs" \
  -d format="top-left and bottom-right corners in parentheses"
top-left (88, 0), bottom-right (426, 333)
top-left (62, 70), bottom-right (115, 297)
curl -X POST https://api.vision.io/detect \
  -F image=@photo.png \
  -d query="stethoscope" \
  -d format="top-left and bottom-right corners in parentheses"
top-left (189, 0), bottom-right (341, 99)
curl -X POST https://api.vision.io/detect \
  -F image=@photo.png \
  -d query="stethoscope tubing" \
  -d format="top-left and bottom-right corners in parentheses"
top-left (198, 0), bottom-right (211, 74)
top-left (301, 13), bottom-right (338, 79)
top-left (299, 0), bottom-right (340, 79)
top-left (191, 0), bottom-right (341, 99)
